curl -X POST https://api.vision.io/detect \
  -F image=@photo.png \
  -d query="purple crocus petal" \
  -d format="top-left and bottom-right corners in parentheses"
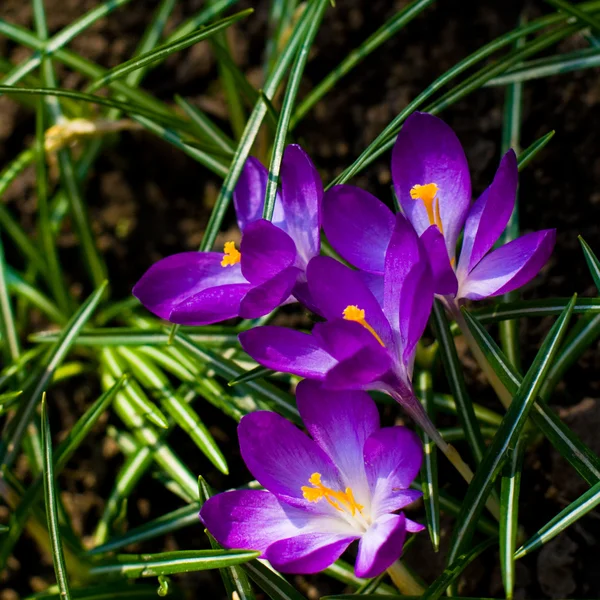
top-left (313, 319), bottom-right (381, 362)
top-left (238, 266), bottom-right (301, 319)
top-left (133, 252), bottom-right (246, 320)
top-left (280, 144), bottom-right (323, 263)
top-left (238, 411), bottom-right (341, 502)
top-left (200, 490), bottom-right (306, 554)
top-left (376, 488), bottom-right (423, 514)
top-left (240, 219), bottom-right (297, 284)
top-left (458, 149), bottom-right (518, 274)
top-left (296, 380), bottom-right (378, 500)
top-left (239, 326), bottom-right (337, 380)
top-left (307, 256), bottom-right (394, 348)
top-left (169, 283), bottom-right (252, 325)
top-left (406, 519), bottom-right (426, 533)
top-left (355, 513), bottom-right (407, 578)
top-left (266, 533), bottom-right (357, 574)
top-left (392, 112), bottom-right (471, 257)
top-left (358, 271), bottom-right (385, 307)
top-left (420, 225), bottom-right (458, 296)
top-left (324, 344), bottom-right (394, 391)
top-left (363, 427), bottom-right (423, 518)
top-left (458, 229), bottom-right (556, 300)
top-left (234, 157), bottom-right (284, 232)
top-left (323, 185), bottom-right (395, 273)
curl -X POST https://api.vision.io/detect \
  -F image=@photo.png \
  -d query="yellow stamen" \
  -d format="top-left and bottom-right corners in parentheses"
top-left (342, 305), bottom-right (385, 346)
top-left (410, 183), bottom-right (443, 233)
top-left (221, 241), bottom-right (241, 267)
top-left (301, 473), bottom-right (364, 516)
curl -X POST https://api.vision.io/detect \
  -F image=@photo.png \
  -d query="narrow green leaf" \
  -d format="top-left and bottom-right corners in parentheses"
top-left (515, 478), bottom-right (600, 559)
top-left (461, 307), bottom-right (600, 484)
top-left (23, 583), bottom-right (172, 600)
top-left (89, 549), bottom-right (260, 578)
top-left (41, 396), bottom-right (72, 599)
top-left (448, 296), bottom-right (577, 562)
top-left (0, 281), bottom-right (107, 470)
top-left (516, 130), bottom-right (555, 171)
top-left (431, 301), bottom-right (485, 465)
top-left (474, 297), bottom-right (600, 323)
top-left (291, 0), bottom-right (436, 127)
top-left (262, 0), bottom-right (329, 219)
top-left (433, 394), bottom-right (503, 427)
top-left (499, 435), bottom-right (527, 599)
top-left (0, 233), bottom-right (19, 363)
top-left (117, 347), bottom-right (228, 473)
top-left (423, 538), bottom-right (495, 600)
top-left (244, 560), bottom-right (308, 600)
top-left (229, 365), bottom-right (274, 386)
top-left (415, 370), bottom-right (440, 551)
top-left (86, 10), bottom-right (253, 92)
top-left (545, 0), bottom-right (600, 31)
top-left (579, 236), bottom-right (600, 289)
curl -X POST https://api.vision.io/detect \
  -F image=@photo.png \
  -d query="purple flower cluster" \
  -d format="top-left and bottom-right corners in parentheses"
top-left (133, 112), bottom-right (555, 578)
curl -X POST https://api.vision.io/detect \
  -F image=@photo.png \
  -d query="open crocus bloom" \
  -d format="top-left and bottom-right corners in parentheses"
top-left (323, 112), bottom-right (555, 307)
top-left (200, 380), bottom-right (424, 576)
top-left (239, 214), bottom-right (442, 441)
top-left (133, 144), bottom-right (322, 325)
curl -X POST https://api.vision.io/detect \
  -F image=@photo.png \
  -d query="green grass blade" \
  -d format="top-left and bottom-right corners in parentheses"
top-left (262, 0), bottom-right (329, 219)
top-left (0, 233), bottom-right (19, 364)
top-left (423, 538), bottom-right (496, 600)
top-left (516, 130), bottom-right (555, 170)
top-left (41, 397), bottom-right (72, 599)
top-left (431, 301), bottom-right (485, 465)
top-left (461, 307), bottom-right (600, 484)
top-left (175, 95), bottom-right (236, 154)
top-left (228, 365), bottom-right (274, 386)
top-left (0, 281), bottom-right (107, 470)
top-left (244, 560), bottom-right (308, 600)
top-left (579, 236), bottom-right (600, 289)
top-left (173, 332), bottom-right (300, 423)
top-left (515, 478), bottom-right (600, 559)
top-left (545, 0), bottom-right (600, 30)
top-left (23, 584), bottom-right (178, 600)
top-left (164, 0), bottom-right (242, 42)
top-left (474, 297), bottom-right (600, 323)
top-left (117, 347), bottom-right (228, 474)
top-left (448, 296), bottom-right (577, 563)
top-left (88, 503), bottom-right (200, 556)
top-left (86, 10), bottom-right (253, 93)
top-left (88, 549), bottom-right (260, 578)
top-left (499, 22), bottom-right (525, 370)
top-left (415, 370), bottom-right (440, 552)
top-left (433, 394), bottom-right (503, 427)
top-left (199, 0), bottom-right (316, 252)
top-left (291, 0), bottom-right (435, 127)
top-left (499, 435), bottom-right (527, 599)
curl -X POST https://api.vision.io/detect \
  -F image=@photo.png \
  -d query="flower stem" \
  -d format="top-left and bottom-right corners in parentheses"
top-left (452, 308), bottom-right (512, 409)
top-left (387, 560), bottom-right (425, 596)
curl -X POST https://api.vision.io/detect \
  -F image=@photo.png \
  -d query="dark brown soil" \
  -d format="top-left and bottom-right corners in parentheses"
top-left (1, 0), bottom-right (600, 598)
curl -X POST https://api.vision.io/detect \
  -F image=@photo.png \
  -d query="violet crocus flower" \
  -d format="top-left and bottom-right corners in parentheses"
top-left (322, 112), bottom-right (555, 309)
top-left (200, 379), bottom-right (424, 577)
top-left (132, 144), bottom-right (322, 325)
top-left (239, 214), bottom-right (443, 444)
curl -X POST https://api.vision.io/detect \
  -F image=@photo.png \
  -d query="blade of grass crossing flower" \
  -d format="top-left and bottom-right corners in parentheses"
top-left (515, 478), bottom-right (600, 559)
top-left (499, 435), bottom-right (527, 599)
top-left (291, 0), bottom-right (435, 128)
top-left (0, 234), bottom-right (19, 364)
top-left (262, 0), bottom-right (329, 219)
top-left (448, 296), bottom-right (577, 563)
top-left (86, 11), bottom-right (253, 93)
top-left (41, 397), bottom-right (71, 599)
top-left (116, 347), bottom-right (228, 474)
top-left (228, 365), bottom-right (274, 386)
top-left (499, 24), bottom-right (525, 370)
top-left (88, 549), bottom-right (260, 578)
top-left (200, 0), bottom-right (317, 251)
top-left (244, 559), bottom-right (309, 600)
top-left (432, 302), bottom-right (486, 465)
top-left (461, 307), bottom-right (600, 484)
top-left (173, 332), bottom-right (300, 423)
top-left (415, 370), bottom-right (440, 552)
top-left (423, 538), bottom-right (496, 600)
top-left (198, 477), bottom-right (256, 600)
top-left (175, 95), bottom-right (235, 154)
top-left (0, 281), bottom-right (107, 470)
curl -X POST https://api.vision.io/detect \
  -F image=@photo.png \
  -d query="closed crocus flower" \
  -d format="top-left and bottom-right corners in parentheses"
top-left (323, 112), bottom-right (555, 309)
top-left (133, 144), bottom-right (322, 325)
top-left (200, 380), bottom-right (424, 577)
